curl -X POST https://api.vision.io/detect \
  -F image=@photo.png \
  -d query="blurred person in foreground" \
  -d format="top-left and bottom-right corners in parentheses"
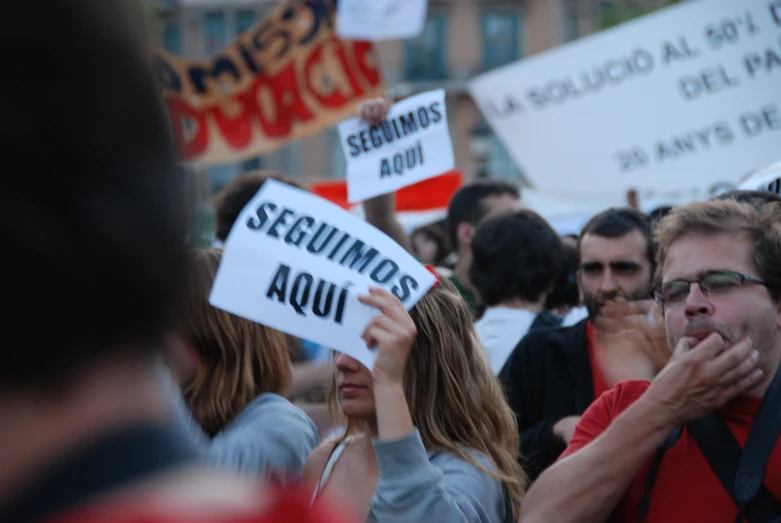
top-left (470, 210), bottom-right (564, 374)
top-left (0, 2), bottom-right (351, 522)
top-left (521, 200), bottom-right (781, 523)
top-left (499, 208), bottom-right (668, 482)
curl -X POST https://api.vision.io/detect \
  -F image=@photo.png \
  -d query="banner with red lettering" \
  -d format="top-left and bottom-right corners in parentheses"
top-left (153, 0), bottom-right (385, 166)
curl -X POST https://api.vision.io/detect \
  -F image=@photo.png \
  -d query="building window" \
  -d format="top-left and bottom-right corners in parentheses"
top-left (269, 142), bottom-right (301, 177)
top-left (488, 133), bottom-right (522, 181)
top-left (236, 9), bottom-right (257, 35)
top-left (208, 164), bottom-right (241, 195)
top-left (163, 21), bottom-right (181, 54)
top-left (561, 0), bottom-right (579, 42)
top-left (482, 12), bottom-right (520, 71)
top-left (241, 157), bottom-right (263, 172)
top-left (204, 11), bottom-right (227, 54)
top-left (404, 14), bottom-right (447, 81)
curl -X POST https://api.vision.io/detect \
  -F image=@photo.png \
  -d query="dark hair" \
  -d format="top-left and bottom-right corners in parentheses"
top-left (446, 180), bottom-right (520, 248)
top-left (648, 206), bottom-right (673, 224)
top-left (470, 210), bottom-right (563, 307)
top-left (713, 189), bottom-right (781, 210)
top-left (411, 223), bottom-right (453, 264)
top-left (213, 170), bottom-right (303, 242)
top-left (579, 208), bottom-right (655, 271)
top-left (545, 239), bottom-right (580, 310)
top-left (2, 1), bottom-right (186, 391)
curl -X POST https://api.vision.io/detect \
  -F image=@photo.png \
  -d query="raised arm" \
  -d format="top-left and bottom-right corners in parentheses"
top-left (360, 287), bottom-right (506, 522)
top-left (356, 98), bottom-right (411, 252)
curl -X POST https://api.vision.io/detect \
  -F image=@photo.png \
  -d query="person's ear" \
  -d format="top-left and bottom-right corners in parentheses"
top-left (163, 333), bottom-right (200, 385)
top-left (457, 222), bottom-right (474, 249)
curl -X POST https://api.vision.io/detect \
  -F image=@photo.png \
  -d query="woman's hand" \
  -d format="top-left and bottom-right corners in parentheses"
top-left (359, 287), bottom-right (417, 441)
top-left (359, 287), bottom-right (417, 387)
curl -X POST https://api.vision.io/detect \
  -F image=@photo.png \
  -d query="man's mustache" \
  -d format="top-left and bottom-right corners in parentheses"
top-left (682, 318), bottom-right (736, 344)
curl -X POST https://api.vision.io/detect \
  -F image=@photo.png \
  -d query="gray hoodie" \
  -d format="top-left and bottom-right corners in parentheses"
top-left (369, 430), bottom-right (513, 523)
top-left (168, 381), bottom-right (319, 481)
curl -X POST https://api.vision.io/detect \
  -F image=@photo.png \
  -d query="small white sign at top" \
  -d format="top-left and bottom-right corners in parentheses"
top-left (337, 0), bottom-right (428, 42)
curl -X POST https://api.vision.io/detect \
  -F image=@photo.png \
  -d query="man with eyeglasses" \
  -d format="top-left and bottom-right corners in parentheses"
top-left (519, 199), bottom-right (781, 523)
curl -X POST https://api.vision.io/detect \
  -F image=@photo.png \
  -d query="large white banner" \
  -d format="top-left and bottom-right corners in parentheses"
top-left (469, 0), bottom-right (781, 202)
top-left (337, 0), bottom-right (428, 42)
top-left (209, 180), bottom-right (436, 371)
top-left (339, 89), bottom-right (454, 203)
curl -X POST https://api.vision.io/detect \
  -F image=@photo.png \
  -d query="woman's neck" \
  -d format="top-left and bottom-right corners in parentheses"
top-left (366, 419), bottom-right (379, 439)
top-left (347, 417), bottom-right (379, 439)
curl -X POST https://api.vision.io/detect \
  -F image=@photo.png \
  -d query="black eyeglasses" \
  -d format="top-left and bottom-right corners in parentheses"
top-left (651, 271), bottom-right (767, 306)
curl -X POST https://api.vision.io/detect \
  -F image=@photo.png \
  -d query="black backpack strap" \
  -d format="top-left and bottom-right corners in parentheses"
top-left (736, 365), bottom-right (781, 510)
top-left (636, 426), bottom-right (682, 522)
top-left (689, 414), bottom-right (781, 522)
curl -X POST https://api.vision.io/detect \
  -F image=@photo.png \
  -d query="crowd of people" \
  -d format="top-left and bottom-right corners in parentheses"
top-left (1, 2), bottom-right (780, 523)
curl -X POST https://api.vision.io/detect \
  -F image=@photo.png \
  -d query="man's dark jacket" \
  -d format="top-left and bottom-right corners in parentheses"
top-left (498, 319), bottom-right (597, 483)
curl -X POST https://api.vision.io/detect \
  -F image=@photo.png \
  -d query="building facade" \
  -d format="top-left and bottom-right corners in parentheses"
top-left (152, 0), bottom-right (679, 242)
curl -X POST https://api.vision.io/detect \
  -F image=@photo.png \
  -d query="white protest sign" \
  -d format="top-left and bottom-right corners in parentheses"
top-left (469, 0), bottom-right (781, 202)
top-left (209, 180), bottom-right (437, 371)
top-left (337, 0), bottom-right (428, 42)
top-left (339, 89), bottom-right (454, 203)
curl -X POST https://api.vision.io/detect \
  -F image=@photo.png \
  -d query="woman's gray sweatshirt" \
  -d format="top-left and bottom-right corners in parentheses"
top-left (167, 378), bottom-right (319, 481)
top-left (368, 430), bottom-right (513, 523)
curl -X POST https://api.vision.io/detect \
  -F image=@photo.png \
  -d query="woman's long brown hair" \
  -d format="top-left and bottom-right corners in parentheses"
top-left (180, 248), bottom-right (291, 436)
top-left (328, 278), bottom-right (526, 515)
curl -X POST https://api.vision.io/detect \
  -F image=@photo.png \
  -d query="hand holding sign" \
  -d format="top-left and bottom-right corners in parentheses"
top-left (359, 287), bottom-right (417, 387)
top-left (340, 89), bottom-right (455, 203)
top-left (358, 97), bottom-right (393, 125)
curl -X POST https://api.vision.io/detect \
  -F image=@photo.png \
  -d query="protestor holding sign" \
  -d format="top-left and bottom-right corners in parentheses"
top-left (304, 279), bottom-right (525, 523)
top-left (340, 89), bottom-right (455, 204)
top-left (164, 248), bottom-right (318, 481)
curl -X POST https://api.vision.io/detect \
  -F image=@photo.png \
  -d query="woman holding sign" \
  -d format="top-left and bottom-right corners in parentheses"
top-left (165, 248), bottom-right (319, 481)
top-left (304, 277), bottom-right (525, 522)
